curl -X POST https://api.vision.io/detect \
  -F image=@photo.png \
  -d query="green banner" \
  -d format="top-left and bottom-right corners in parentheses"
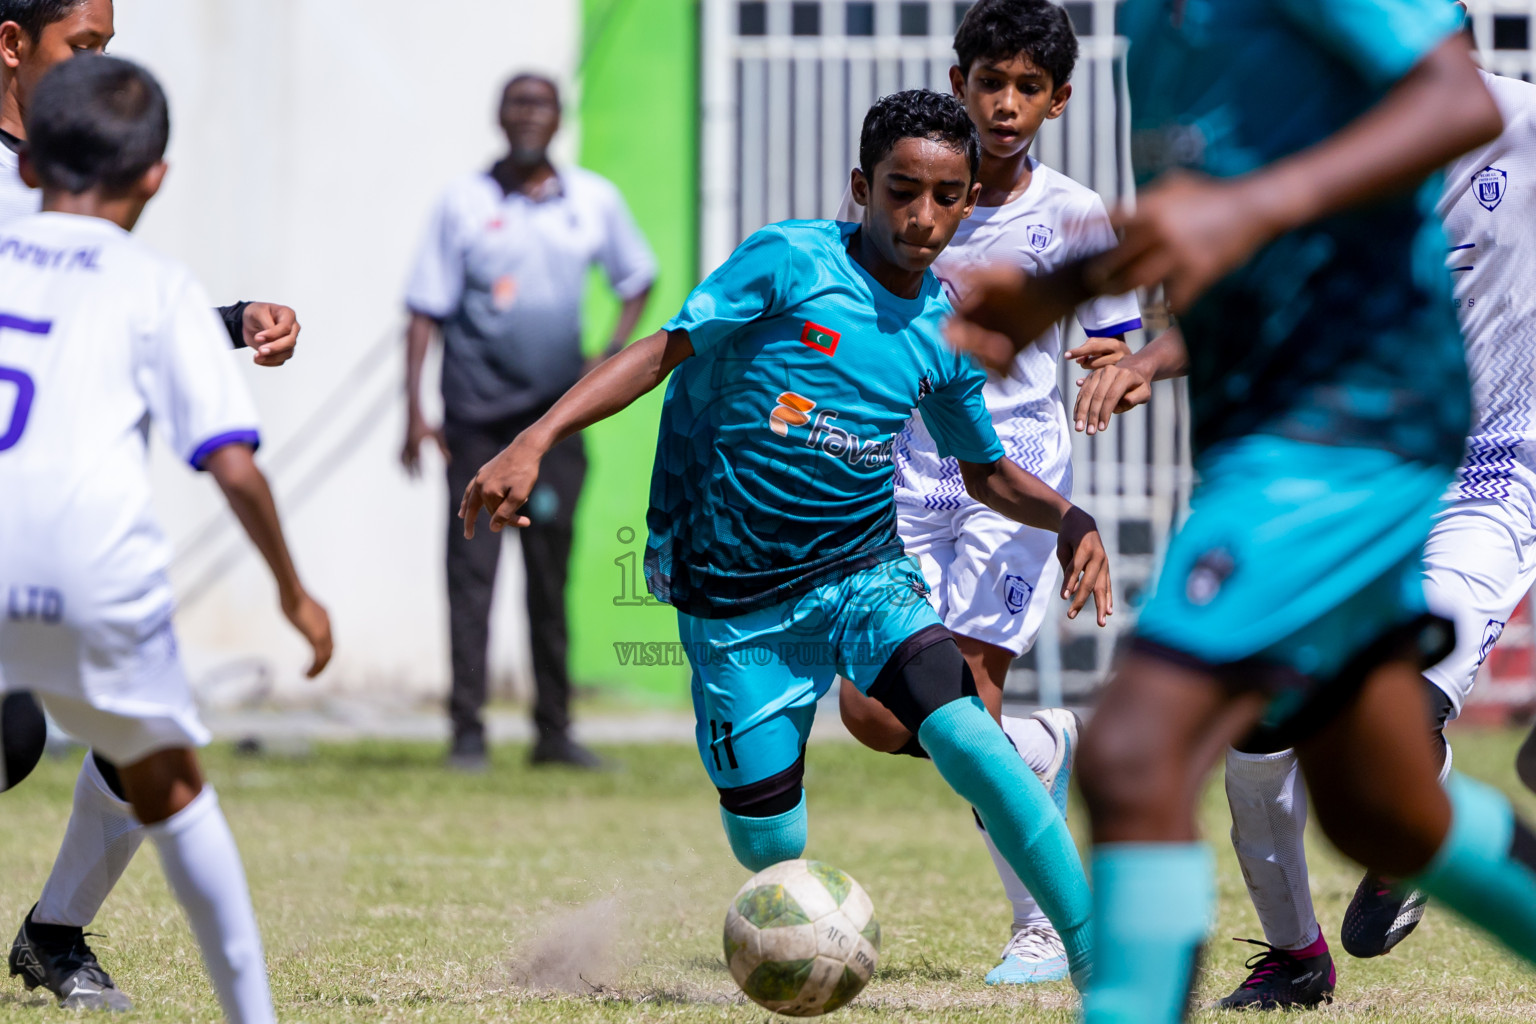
top-left (570, 0), bottom-right (698, 703)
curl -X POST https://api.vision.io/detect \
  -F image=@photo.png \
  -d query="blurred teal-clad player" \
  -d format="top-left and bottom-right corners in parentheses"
top-left (949, 0), bottom-right (1536, 1021)
top-left (461, 90), bottom-right (1111, 987)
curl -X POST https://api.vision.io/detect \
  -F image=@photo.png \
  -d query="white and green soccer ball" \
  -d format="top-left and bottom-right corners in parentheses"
top-left (723, 859), bottom-right (881, 1016)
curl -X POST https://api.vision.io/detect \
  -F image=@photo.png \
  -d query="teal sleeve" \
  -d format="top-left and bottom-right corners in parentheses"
top-left (917, 358), bottom-right (1006, 464)
top-left (1275, 0), bottom-right (1462, 89)
top-left (663, 226), bottom-right (792, 355)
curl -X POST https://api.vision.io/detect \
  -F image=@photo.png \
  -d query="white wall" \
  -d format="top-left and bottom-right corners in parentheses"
top-left (111, 1), bottom-right (580, 706)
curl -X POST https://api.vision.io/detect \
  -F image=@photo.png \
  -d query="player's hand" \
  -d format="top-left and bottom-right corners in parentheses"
top-left (1074, 363), bottom-right (1152, 434)
top-left (243, 303), bottom-right (302, 367)
top-left (1093, 171), bottom-right (1280, 313)
top-left (281, 590), bottom-right (333, 678)
top-left (1056, 505), bottom-right (1112, 627)
top-left (945, 263), bottom-right (1089, 372)
top-left (459, 435), bottom-right (544, 538)
top-left (401, 413), bottom-right (448, 478)
top-left (1063, 336), bottom-right (1130, 370)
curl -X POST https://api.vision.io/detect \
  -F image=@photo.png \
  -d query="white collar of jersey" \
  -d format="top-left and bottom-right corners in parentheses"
top-left (969, 156), bottom-right (1045, 218)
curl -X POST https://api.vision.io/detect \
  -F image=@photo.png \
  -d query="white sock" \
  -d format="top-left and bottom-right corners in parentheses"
top-left (980, 826), bottom-right (1049, 931)
top-left (1225, 747), bottom-right (1319, 950)
top-left (147, 787), bottom-right (274, 1024)
top-left (35, 755), bottom-right (145, 928)
top-left (1001, 715), bottom-right (1056, 776)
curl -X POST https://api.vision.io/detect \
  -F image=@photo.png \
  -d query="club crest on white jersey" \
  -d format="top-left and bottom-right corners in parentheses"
top-left (1474, 166), bottom-right (1507, 211)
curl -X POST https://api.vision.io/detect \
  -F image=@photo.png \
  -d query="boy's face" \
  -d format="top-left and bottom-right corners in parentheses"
top-left (951, 53), bottom-right (1070, 161)
top-left (0, 0), bottom-right (114, 111)
top-left (499, 78), bottom-right (560, 163)
top-left (850, 137), bottom-right (980, 273)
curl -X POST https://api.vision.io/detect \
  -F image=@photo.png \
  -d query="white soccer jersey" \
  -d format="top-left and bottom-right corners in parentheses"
top-left (0, 212), bottom-right (259, 702)
top-left (1439, 71), bottom-right (1536, 527)
top-left (0, 138), bottom-right (42, 227)
top-left (839, 159), bottom-right (1141, 510)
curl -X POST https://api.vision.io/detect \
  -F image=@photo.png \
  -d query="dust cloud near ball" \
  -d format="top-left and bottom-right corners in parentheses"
top-left (508, 896), bottom-right (627, 993)
top-left (723, 860), bottom-right (881, 1016)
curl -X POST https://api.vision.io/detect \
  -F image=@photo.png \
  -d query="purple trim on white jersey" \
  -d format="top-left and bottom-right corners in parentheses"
top-left (189, 429), bottom-right (261, 470)
top-left (1083, 318), bottom-right (1142, 338)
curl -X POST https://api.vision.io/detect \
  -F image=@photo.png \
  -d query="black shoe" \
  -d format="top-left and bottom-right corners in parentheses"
top-left (1341, 872), bottom-right (1428, 958)
top-left (9, 906), bottom-right (132, 1011)
top-left (447, 732), bottom-right (488, 773)
top-left (1216, 938), bottom-right (1335, 1011)
top-left (530, 734), bottom-right (604, 769)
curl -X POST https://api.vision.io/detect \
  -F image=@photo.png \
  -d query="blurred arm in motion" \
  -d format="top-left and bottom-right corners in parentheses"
top-left (949, 33), bottom-right (1501, 364)
top-left (459, 327), bottom-right (694, 537)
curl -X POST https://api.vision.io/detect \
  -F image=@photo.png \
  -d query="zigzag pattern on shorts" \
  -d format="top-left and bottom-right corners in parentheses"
top-left (923, 458), bottom-right (970, 511)
top-left (1457, 433), bottom-right (1520, 502)
top-left (1457, 304), bottom-right (1536, 504)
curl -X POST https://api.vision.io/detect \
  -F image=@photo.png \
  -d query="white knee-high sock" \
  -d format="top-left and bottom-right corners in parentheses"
top-left (147, 787), bottom-right (274, 1024)
top-left (35, 755), bottom-right (145, 928)
top-left (1225, 747), bottom-right (1319, 950)
top-left (1003, 715), bottom-right (1057, 776)
top-left (981, 827), bottom-right (1049, 931)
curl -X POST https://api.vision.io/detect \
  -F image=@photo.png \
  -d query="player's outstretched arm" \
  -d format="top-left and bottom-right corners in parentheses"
top-left (950, 34), bottom-right (1501, 364)
top-left (203, 444), bottom-right (334, 677)
top-left (1096, 34), bottom-right (1501, 309)
top-left (958, 457), bottom-right (1112, 626)
top-left (1073, 328), bottom-right (1189, 435)
top-left (460, 327), bottom-right (695, 538)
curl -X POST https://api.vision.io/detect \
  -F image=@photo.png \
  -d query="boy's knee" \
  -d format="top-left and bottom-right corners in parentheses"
top-left (864, 627), bottom-right (975, 736)
top-left (717, 756), bottom-right (808, 871)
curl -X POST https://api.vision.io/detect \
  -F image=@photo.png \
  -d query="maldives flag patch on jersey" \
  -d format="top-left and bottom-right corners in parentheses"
top-left (800, 321), bottom-right (841, 356)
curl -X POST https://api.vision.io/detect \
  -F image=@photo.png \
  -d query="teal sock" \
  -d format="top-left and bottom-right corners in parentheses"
top-left (720, 793), bottom-right (807, 872)
top-left (1083, 843), bottom-right (1212, 1024)
top-left (1414, 773), bottom-right (1536, 963)
top-left (917, 697), bottom-right (1093, 983)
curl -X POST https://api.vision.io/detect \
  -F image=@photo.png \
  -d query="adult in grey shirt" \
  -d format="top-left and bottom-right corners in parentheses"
top-left (404, 73), bottom-right (655, 770)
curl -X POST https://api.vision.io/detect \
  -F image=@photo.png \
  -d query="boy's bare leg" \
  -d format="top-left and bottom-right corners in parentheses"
top-left (1076, 654), bottom-right (1266, 1023)
top-left (1295, 660), bottom-right (1448, 877)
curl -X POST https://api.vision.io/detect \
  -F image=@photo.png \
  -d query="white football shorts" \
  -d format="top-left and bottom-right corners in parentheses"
top-left (0, 616), bottom-right (210, 766)
top-left (897, 501), bottom-right (1062, 656)
top-left (1422, 497), bottom-right (1536, 715)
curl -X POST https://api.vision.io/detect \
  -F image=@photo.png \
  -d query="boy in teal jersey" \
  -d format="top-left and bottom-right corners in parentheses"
top-left (462, 90), bottom-right (1111, 986)
top-left (949, 1), bottom-right (1536, 1020)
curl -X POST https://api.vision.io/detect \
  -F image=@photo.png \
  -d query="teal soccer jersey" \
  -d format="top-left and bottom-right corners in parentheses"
top-left (646, 220), bottom-right (1005, 618)
top-left (1120, 0), bottom-right (1470, 467)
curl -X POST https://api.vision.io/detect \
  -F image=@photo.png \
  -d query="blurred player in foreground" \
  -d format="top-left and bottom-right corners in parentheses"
top-left (946, 1), bottom-right (1536, 1020)
top-left (464, 89), bottom-right (1109, 989)
top-left (0, 54), bottom-right (331, 1022)
top-left (1074, 8), bottom-right (1536, 1008)
top-left (834, 0), bottom-right (1140, 985)
top-left (0, 0), bottom-right (311, 1009)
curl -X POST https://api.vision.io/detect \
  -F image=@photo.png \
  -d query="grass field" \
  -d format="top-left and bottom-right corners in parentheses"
top-left (1, 726), bottom-right (1535, 1022)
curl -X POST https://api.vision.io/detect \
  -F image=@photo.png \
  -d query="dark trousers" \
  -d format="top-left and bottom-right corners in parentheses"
top-left (445, 412), bottom-right (586, 745)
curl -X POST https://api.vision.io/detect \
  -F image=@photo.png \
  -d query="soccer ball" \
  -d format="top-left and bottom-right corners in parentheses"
top-left (723, 859), bottom-right (880, 1016)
